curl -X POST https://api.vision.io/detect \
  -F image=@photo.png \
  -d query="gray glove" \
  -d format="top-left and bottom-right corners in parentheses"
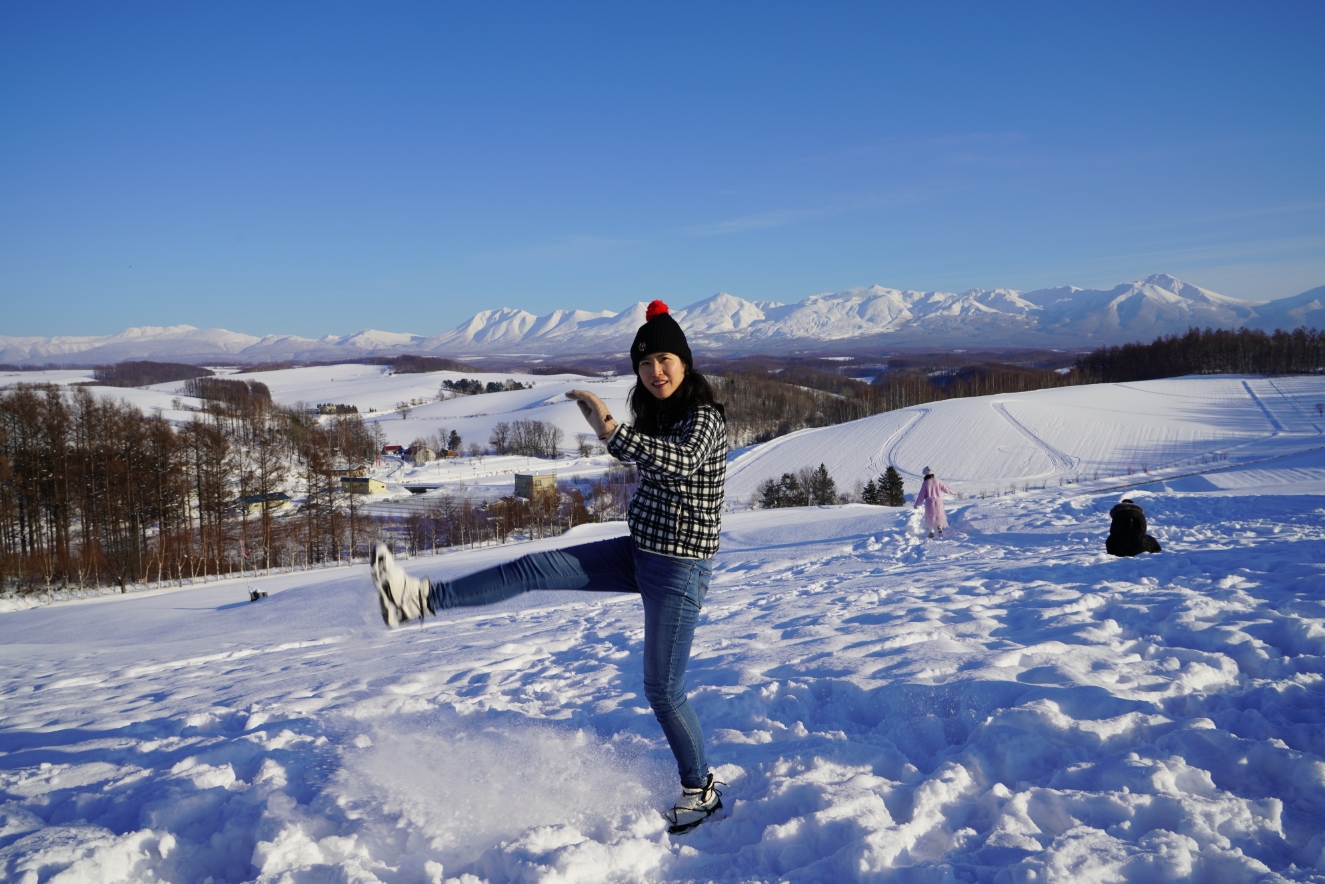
top-left (566, 389), bottom-right (618, 440)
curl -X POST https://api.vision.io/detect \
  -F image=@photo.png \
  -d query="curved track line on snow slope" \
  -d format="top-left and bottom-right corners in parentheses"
top-left (1241, 381), bottom-right (1286, 434)
top-left (991, 400), bottom-right (1080, 474)
top-left (870, 408), bottom-right (927, 480)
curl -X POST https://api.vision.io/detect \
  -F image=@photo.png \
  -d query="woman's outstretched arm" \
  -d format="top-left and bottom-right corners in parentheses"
top-left (608, 407), bottom-right (724, 480)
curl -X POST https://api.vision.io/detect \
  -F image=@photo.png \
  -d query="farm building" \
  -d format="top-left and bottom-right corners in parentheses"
top-left (341, 477), bottom-right (387, 495)
top-left (241, 492), bottom-right (291, 513)
top-left (514, 472), bottom-right (556, 499)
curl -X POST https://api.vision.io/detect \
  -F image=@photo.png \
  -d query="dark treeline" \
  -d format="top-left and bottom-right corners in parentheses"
top-left (442, 377), bottom-right (530, 395)
top-left (526, 364), bottom-right (598, 376)
top-left (1, 363), bottom-right (100, 372)
top-left (1076, 326), bottom-right (1324, 382)
top-left (389, 354), bottom-right (481, 374)
top-left (181, 377), bottom-right (272, 413)
top-left (93, 361), bottom-right (214, 387)
top-left (0, 382), bottom-right (378, 595)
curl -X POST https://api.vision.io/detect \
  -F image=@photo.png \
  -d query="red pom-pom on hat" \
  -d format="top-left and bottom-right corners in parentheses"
top-left (645, 300), bottom-right (669, 321)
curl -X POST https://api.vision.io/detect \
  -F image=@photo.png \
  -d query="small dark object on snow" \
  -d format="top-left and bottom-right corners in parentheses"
top-left (1106, 498), bottom-right (1162, 557)
top-left (248, 589), bottom-right (268, 601)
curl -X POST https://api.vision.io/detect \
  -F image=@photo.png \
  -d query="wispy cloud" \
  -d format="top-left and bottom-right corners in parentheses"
top-left (1092, 233), bottom-right (1325, 269)
top-left (682, 187), bottom-right (950, 237)
top-left (784, 132), bottom-right (1030, 170)
top-left (473, 234), bottom-right (641, 263)
top-left (683, 206), bottom-right (839, 236)
top-left (1115, 200), bottom-right (1325, 235)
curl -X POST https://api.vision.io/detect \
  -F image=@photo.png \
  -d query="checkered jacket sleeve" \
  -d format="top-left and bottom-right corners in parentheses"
top-left (607, 405), bottom-right (727, 559)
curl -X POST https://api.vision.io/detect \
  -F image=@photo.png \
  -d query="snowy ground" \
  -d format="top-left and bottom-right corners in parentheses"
top-left (2, 376), bottom-right (1324, 883)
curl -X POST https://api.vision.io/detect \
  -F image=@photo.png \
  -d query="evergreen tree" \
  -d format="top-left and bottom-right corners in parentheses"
top-left (756, 472), bottom-right (811, 508)
top-left (806, 463), bottom-right (836, 505)
top-left (778, 473), bottom-right (807, 507)
top-left (880, 466), bottom-right (905, 506)
top-left (862, 478), bottom-right (879, 505)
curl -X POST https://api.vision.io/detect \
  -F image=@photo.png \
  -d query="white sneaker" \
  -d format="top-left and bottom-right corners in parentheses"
top-left (664, 773), bottom-right (723, 834)
top-left (371, 544), bottom-right (430, 628)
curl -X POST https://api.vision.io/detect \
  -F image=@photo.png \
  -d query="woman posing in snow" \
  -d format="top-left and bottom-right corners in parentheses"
top-left (370, 301), bottom-right (727, 834)
top-left (913, 467), bottom-right (957, 538)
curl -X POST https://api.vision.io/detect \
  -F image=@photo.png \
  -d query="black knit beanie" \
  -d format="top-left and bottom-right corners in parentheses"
top-left (630, 300), bottom-right (693, 373)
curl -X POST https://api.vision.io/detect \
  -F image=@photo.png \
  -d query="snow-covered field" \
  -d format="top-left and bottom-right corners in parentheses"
top-left (0, 365), bottom-right (637, 503)
top-left (2, 375), bottom-right (1324, 883)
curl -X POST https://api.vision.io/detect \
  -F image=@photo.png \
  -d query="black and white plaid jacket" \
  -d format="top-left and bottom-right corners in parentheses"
top-left (607, 405), bottom-right (727, 560)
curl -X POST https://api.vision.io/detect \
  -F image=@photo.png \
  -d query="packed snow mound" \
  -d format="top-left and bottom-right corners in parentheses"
top-left (5, 274), bottom-right (1318, 364)
top-left (2, 374), bottom-right (1324, 882)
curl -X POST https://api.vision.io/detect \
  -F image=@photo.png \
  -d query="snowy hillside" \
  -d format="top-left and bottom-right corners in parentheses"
top-left (726, 374), bottom-right (1325, 504)
top-left (7, 365), bottom-right (1321, 510)
top-left (2, 375), bottom-right (1324, 883)
top-left (5, 274), bottom-right (1320, 365)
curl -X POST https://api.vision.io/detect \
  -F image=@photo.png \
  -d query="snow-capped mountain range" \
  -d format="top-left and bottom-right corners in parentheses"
top-left (3, 274), bottom-right (1321, 365)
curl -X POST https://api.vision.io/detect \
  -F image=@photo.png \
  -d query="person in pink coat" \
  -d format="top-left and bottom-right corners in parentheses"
top-left (913, 467), bottom-right (956, 538)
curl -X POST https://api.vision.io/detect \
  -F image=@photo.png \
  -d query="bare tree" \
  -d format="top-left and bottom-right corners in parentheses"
top-left (489, 422), bottom-right (512, 455)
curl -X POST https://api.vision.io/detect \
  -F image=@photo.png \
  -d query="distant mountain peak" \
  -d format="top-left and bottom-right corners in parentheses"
top-left (1142, 273), bottom-right (1185, 290)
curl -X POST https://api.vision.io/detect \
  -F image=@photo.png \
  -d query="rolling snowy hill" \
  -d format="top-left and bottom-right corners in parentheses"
top-left (2, 373), bottom-right (1324, 882)
top-left (4, 274), bottom-right (1320, 365)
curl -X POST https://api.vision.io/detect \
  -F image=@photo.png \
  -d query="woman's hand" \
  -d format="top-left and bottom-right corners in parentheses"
top-left (566, 390), bottom-right (618, 440)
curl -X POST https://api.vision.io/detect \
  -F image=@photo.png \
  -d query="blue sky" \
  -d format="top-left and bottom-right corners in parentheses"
top-left (2, 2), bottom-right (1323, 338)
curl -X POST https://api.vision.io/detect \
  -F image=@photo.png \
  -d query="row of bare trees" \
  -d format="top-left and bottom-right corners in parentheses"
top-left (488, 419), bottom-right (564, 458)
top-left (0, 383), bottom-right (378, 596)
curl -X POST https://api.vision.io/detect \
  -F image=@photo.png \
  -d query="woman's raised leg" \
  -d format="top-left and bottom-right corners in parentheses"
top-left (428, 534), bottom-right (638, 611)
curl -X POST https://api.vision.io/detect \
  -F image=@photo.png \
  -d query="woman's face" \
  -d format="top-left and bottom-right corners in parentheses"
top-left (638, 352), bottom-right (686, 400)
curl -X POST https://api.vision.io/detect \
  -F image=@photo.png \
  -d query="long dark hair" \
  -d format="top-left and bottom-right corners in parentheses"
top-left (629, 366), bottom-right (723, 436)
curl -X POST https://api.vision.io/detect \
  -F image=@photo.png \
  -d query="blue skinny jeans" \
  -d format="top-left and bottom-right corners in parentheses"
top-left (427, 535), bottom-right (713, 788)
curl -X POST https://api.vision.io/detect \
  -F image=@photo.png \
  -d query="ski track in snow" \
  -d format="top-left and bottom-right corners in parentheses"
top-left (2, 376), bottom-right (1325, 883)
top-left (1263, 377), bottom-right (1324, 435)
top-left (991, 401), bottom-right (1080, 474)
top-left (875, 408), bottom-right (928, 480)
top-left (1243, 380), bottom-right (1288, 434)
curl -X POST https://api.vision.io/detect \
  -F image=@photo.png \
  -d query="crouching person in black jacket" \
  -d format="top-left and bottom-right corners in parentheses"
top-left (1106, 497), bottom-right (1162, 556)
